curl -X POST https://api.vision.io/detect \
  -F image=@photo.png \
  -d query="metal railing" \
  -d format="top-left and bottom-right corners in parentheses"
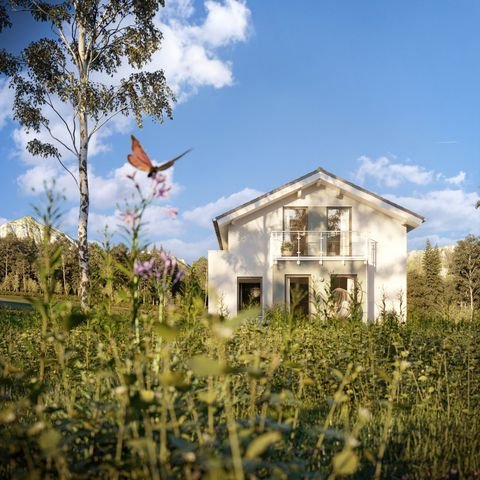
top-left (271, 230), bottom-right (376, 263)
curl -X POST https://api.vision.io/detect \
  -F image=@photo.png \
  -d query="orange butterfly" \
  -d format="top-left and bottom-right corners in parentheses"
top-left (128, 135), bottom-right (191, 177)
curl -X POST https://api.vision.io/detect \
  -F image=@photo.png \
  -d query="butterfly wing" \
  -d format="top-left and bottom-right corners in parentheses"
top-left (150, 148), bottom-right (192, 175)
top-left (128, 135), bottom-right (153, 173)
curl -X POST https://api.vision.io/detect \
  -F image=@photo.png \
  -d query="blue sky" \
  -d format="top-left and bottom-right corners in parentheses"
top-left (0, 0), bottom-right (479, 262)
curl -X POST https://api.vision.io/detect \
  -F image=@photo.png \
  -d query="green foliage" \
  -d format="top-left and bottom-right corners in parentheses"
top-left (2, 307), bottom-right (480, 478)
top-left (422, 239), bottom-right (444, 316)
top-left (451, 234), bottom-right (480, 321)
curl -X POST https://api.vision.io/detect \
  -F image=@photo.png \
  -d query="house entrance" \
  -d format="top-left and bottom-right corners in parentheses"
top-left (286, 276), bottom-right (309, 318)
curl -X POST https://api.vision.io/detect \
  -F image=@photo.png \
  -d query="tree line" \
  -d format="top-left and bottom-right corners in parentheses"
top-left (0, 234), bottom-right (207, 307)
top-left (408, 235), bottom-right (480, 321)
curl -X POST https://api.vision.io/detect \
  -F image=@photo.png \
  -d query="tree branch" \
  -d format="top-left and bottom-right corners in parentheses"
top-left (89, 106), bottom-right (128, 139)
top-left (45, 91), bottom-right (78, 155)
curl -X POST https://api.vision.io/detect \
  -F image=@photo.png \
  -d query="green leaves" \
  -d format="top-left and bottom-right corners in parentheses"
top-left (332, 448), bottom-right (359, 476)
top-left (188, 355), bottom-right (227, 377)
top-left (38, 428), bottom-right (62, 456)
top-left (245, 432), bottom-right (282, 459)
top-left (153, 323), bottom-right (180, 342)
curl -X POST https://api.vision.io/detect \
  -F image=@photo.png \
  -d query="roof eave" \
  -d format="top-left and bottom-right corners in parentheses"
top-left (213, 218), bottom-right (224, 250)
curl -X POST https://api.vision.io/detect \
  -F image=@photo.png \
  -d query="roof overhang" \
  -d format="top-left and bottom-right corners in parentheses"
top-left (213, 167), bottom-right (425, 250)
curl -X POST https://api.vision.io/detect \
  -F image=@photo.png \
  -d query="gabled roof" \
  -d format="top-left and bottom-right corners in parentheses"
top-left (213, 167), bottom-right (425, 250)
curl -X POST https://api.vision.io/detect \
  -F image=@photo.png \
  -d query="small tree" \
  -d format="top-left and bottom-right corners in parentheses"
top-left (422, 239), bottom-right (443, 316)
top-left (0, 1), bottom-right (174, 308)
top-left (451, 234), bottom-right (480, 321)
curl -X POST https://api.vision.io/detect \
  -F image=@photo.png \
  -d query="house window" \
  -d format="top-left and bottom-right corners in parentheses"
top-left (283, 207), bottom-right (308, 255)
top-left (238, 277), bottom-right (262, 311)
top-left (286, 276), bottom-right (310, 318)
top-left (327, 207), bottom-right (351, 256)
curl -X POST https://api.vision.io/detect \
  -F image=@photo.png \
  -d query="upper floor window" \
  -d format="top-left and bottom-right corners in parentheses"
top-left (283, 207), bottom-right (308, 255)
top-left (327, 207), bottom-right (351, 232)
top-left (327, 207), bottom-right (352, 256)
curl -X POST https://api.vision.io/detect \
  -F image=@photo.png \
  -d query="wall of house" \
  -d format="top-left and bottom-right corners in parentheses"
top-left (208, 182), bottom-right (408, 320)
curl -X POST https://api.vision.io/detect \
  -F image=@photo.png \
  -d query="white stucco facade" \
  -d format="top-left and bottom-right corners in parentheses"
top-left (208, 168), bottom-right (423, 321)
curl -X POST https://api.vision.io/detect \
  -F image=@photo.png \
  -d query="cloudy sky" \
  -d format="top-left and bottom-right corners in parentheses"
top-left (0, 0), bottom-right (479, 262)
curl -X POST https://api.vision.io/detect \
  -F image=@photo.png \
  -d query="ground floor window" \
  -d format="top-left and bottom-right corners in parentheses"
top-left (238, 277), bottom-right (262, 311)
top-left (286, 276), bottom-right (310, 318)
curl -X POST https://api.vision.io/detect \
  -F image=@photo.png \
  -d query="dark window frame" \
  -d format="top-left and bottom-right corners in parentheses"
top-left (237, 277), bottom-right (263, 311)
top-left (285, 275), bottom-right (310, 318)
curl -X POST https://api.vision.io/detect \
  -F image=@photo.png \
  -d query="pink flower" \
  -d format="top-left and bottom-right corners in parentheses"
top-left (151, 172), bottom-right (172, 198)
top-left (120, 209), bottom-right (138, 228)
top-left (166, 207), bottom-right (178, 218)
top-left (154, 184), bottom-right (171, 198)
top-left (126, 171), bottom-right (141, 192)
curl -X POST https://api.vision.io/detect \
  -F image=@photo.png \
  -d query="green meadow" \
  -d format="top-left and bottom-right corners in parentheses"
top-left (1, 300), bottom-right (479, 479)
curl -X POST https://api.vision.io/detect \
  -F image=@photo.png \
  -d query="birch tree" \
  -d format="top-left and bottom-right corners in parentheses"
top-left (0, 0), bottom-right (174, 308)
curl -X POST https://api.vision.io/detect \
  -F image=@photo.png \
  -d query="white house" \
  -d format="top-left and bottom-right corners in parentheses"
top-left (207, 167), bottom-right (424, 321)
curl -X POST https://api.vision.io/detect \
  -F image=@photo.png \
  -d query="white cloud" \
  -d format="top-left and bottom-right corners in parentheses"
top-left (194, 0), bottom-right (251, 47)
top-left (445, 170), bottom-right (466, 185)
top-left (149, 0), bottom-right (252, 100)
top-left (0, 217), bottom-right (8, 227)
top-left (18, 160), bottom-right (183, 210)
top-left (408, 233), bottom-right (463, 251)
top-left (355, 155), bottom-right (434, 188)
top-left (155, 236), bottom-right (217, 263)
top-left (0, 79), bottom-right (13, 129)
top-left (91, 0), bottom-right (252, 100)
top-left (183, 187), bottom-right (262, 228)
top-left (386, 189), bottom-right (480, 238)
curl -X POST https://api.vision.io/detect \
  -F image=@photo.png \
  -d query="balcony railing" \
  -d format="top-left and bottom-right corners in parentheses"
top-left (271, 231), bottom-right (376, 264)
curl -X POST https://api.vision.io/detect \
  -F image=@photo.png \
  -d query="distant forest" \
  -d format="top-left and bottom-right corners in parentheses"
top-left (0, 234), bottom-right (207, 306)
top-left (1, 232), bottom-right (479, 321)
top-left (408, 236), bottom-right (480, 321)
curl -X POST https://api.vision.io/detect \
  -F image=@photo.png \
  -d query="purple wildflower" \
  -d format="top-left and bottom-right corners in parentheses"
top-left (174, 269), bottom-right (185, 285)
top-left (133, 258), bottom-right (155, 278)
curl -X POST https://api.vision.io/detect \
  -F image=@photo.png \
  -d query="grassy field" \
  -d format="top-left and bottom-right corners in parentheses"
top-left (1, 303), bottom-right (479, 479)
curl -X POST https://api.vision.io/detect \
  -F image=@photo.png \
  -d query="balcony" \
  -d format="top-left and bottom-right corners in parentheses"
top-left (271, 231), bottom-right (376, 264)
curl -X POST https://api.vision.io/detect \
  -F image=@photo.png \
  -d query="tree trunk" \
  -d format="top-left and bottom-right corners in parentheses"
top-left (77, 23), bottom-right (90, 310)
top-left (78, 111), bottom-right (90, 309)
top-left (62, 254), bottom-right (67, 296)
top-left (469, 283), bottom-right (474, 322)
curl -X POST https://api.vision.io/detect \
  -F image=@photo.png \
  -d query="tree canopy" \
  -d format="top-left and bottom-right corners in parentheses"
top-left (0, 0), bottom-right (175, 308)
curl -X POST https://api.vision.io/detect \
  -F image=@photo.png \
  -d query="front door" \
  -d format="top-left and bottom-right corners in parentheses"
top-left (287, 276), bottom-right (309, 318)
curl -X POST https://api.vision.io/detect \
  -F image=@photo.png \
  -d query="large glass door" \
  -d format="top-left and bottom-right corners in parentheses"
top-left (283, 207), bottom-right (308, 255)
top-left (327, 207), bottom-right (351, 256)
top-left (286, 276), bottom-right (309, 318)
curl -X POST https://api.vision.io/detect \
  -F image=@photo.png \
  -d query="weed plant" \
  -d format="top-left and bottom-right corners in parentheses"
top-left (0, 187), bottom-right (479, 479)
